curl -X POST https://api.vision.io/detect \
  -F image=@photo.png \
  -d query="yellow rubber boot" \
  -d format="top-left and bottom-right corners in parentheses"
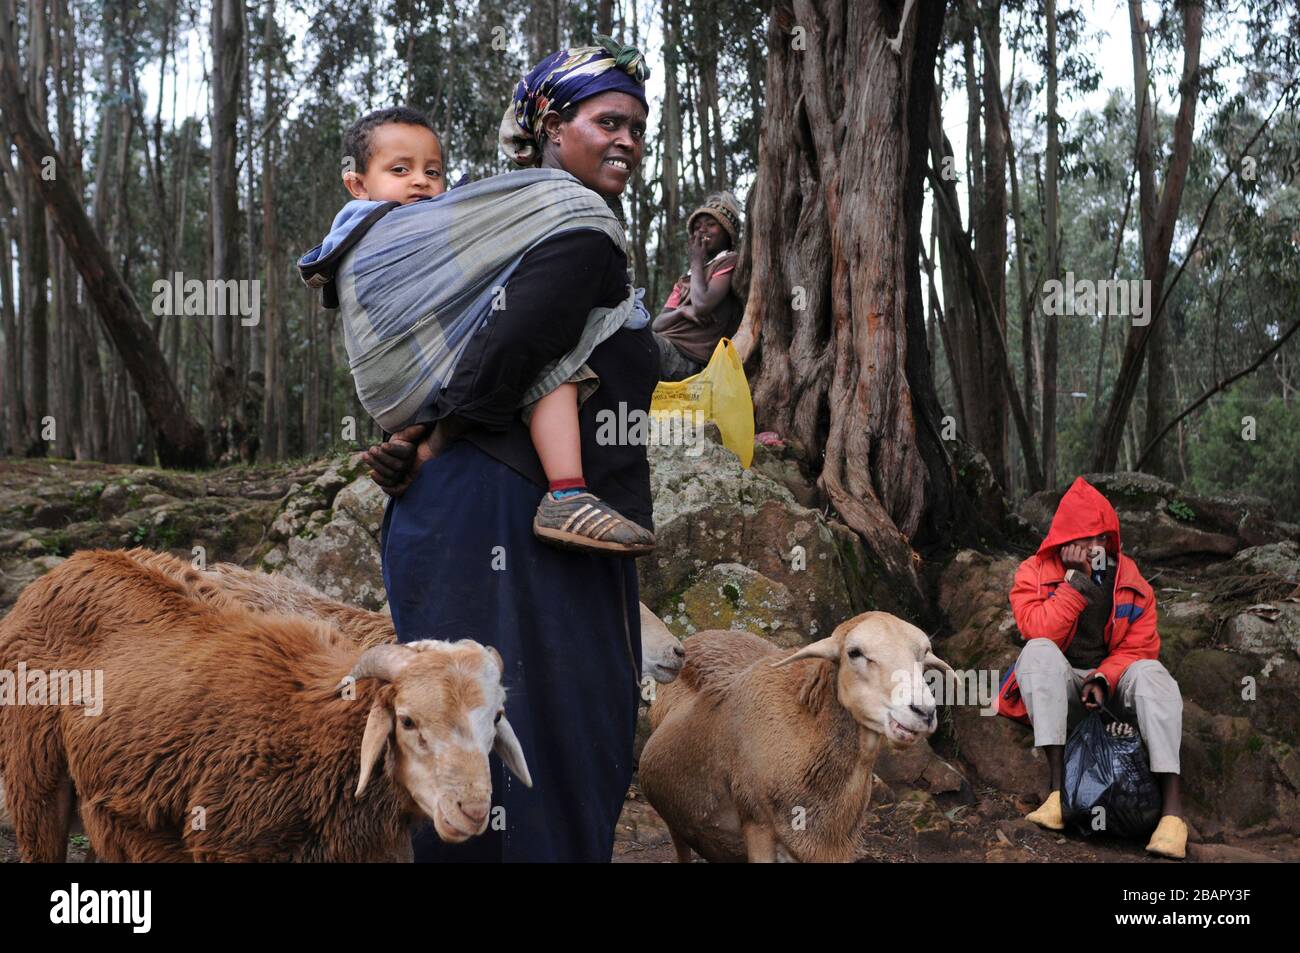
top-left (1145, 815), bottom-right (1188, 859)
top-left (1025, 791), bottom-right (1065, 831)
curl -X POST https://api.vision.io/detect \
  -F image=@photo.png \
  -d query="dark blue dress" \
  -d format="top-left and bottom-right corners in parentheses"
top-left (379, 228), bottom-right (658, 862)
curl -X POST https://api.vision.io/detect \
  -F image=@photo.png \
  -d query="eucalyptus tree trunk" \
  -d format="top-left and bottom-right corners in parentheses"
top-left (209, 0), bottom-right (245, 458)
top-left (1093, 0), bottom-right (1203, 473)
top-left (732, 0), bottom-right (953, 604)
top-left (0, 9), bottom-right (208, 466)
top-left (1042, 0), bottom-right (1060, 488)
top-left (973, 0), bottom-right (1008, 488)
top-left (18, 0), bottom-right (49, 457)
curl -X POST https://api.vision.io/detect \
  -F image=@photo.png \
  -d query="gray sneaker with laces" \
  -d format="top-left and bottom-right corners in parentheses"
top-left (533, 491), bottom-right (656, 556)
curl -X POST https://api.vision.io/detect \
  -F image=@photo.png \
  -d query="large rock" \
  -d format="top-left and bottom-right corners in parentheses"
top-left (0, 456), bottom-right (336, 611)
top-left (935, 550), bottom-right (1043, 796)
top-left (1227, 541), bottom-right (1300, 583)
top-left (262, 473), bottom-right (388, 611)
top-left (640, 428), bottom-right (896, 643)
top-left (672, 563), bottom-right (801, 646)
top-left (1179, 702), bottom-right (1300, 839)
top-left (875, 739), bottom-right (969, 796)
top-left (1018, 472), bottom-right (1296, 562)
top-left (0, 555), bottom-right (67, 610)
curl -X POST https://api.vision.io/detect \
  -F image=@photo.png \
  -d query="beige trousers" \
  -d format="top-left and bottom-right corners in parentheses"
top-left (1015, 638), bottom-right (1182, 774)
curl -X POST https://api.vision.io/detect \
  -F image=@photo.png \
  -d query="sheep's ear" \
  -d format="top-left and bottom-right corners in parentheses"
top-left (493, 715), bottom-right (533, 789)
top-left (771, 637), bottom-right (840, 668)
top-left (356, 701), bottom-right (393, 797)
top-left (924, 651), bottom-right (955, 677)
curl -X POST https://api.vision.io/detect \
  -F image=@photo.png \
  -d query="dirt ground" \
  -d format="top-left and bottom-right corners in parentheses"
top-left (4, 783), bottom-right (1293, 863)
top-left (611, 781), bottom-right (1299, 863)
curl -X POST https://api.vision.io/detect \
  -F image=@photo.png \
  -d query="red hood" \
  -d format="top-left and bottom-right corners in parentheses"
top-left (1037, 477), bottom-right (1122, 558)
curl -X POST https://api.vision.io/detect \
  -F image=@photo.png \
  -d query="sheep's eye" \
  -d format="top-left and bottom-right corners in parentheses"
top-left (494, 711), bottom-right (503, 725)
top-left (400, 715), bottom-right (415, 730)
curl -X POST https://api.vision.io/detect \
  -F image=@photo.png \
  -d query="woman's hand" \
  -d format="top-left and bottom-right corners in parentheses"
top-left (687, 229), bottom-right (709, 270)
top-left (362, 423), bottom-right (433, 498)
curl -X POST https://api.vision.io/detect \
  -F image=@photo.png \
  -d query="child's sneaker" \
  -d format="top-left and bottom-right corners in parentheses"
top-left (533, 491), bottom-right (656, 556)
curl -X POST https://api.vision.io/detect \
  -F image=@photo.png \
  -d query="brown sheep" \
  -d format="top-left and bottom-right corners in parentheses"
top-left (638, 611), bottom-right (954, 862)
top-left (0, 549), bottom-right (530, 862)
top-left (122, 548), bottom-right (397, 650)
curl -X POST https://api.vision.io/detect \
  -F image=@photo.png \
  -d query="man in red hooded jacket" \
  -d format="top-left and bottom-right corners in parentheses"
top-left (999, 476), bottom-right (1187, 858)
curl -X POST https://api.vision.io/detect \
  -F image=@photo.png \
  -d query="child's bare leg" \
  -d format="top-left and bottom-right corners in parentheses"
top-left (527, 383), bottom-right (584, 489)
top-left (527, 382), bottom-right (655, 555)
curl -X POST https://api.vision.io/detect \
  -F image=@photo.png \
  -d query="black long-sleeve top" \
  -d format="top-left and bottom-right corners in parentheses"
top-left (433, 229), bottom-right (660, 533)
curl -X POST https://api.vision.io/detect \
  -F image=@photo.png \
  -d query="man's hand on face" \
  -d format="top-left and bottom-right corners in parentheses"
top-left (1060, 542), bottom-right (1093, 575)
top-left (1081, 679), bottom-right (1107, 710)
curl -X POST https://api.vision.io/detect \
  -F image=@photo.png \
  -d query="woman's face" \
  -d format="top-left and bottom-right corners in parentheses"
top-left (691, 213), bottom-right (730, 256)
top-left (542, 91), bottom-right (647, 197)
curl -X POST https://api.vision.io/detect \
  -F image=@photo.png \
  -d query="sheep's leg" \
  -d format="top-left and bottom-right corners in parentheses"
top-left (3, 750), bottom-right (75, 862)
top-left (669, 828), bottom-right (693, 863)
top-left (65, 794), bottom-right (99, 862)
top-left (742, 822), bottom-right (777, 863)
top-left (80, 801), bottom-right (190, 862)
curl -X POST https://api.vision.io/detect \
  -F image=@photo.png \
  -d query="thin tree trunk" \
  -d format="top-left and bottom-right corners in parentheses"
top-left (209, 0), bottom-right (245, 459)
top-left (973, 0), bottom-right (1007, 488)
top-left (1094, 166), bottom-right (1136, 407)
top-left (19, 0), bottom-right (50, 457)
top-left (0, 146), bottom-right (25, 453)
top-left (1042, 0), bottom-right (1060, 488)
top-left (659, 0), bottom-right (683, 303)
top-left (261, 0), bottom-right (281, 461)
top-left (1093, 0), bottom-right (1203, 472)
top-left (0, 185), bottom-right (22, 453)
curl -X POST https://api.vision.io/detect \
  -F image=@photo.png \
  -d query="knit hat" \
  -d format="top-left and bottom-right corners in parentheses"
top-left (687, 191), bottom-right (742, 247)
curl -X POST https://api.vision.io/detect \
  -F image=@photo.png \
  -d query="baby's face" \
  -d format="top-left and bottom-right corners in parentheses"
top-left (345, 123), bottom-right (445, 204)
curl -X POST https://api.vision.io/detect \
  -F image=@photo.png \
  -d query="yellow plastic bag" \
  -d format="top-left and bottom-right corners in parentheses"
top-left (650, 338), bottom-right (755, 468)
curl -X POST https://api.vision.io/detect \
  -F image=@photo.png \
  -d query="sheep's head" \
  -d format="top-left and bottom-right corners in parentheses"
top-left (346, 640), bottom-right (531, 843)
top-left (772, 612), bottom-right (954, 748)
top-left (639, 603), bottom-right (685, 683)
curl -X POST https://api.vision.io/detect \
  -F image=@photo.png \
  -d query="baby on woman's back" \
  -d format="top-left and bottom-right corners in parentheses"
top-left (317, 107), bottom-right (655, 559)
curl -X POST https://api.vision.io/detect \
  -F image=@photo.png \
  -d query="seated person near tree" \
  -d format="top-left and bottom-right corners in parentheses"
top-left (1000, 476), bottom-right (1188, 859)
top-left (650, 191), bottom-right (744, 381)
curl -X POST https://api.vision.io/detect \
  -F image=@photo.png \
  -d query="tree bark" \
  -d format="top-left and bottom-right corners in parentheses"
top-left (261, 0), bottom-right (282, 460)
top-left (0, 168), bottom-right (21, 454)
top-left (732, 0), bottom-right (954, 606)
top-left (973, 0), bottom-right (1007, 488)
top-left (17, 0), bottom-right (49, 457)
top-left (1042, 0), bottom-right (1060, 487)
top-left (209, 0), bottom-right (245, 459)
top-left (659, 0), bottom-right (683, 304)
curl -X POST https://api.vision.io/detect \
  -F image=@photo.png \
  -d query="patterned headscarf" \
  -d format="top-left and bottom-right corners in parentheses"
top-left (499, 34), bottom-right (651, 167)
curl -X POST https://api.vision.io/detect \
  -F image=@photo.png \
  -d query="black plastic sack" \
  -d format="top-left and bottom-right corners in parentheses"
top-left (1061, 711), bottom-right (1161, 839)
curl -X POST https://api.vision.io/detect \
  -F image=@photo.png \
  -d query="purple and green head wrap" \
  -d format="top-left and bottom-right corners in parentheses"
top-left (499, 34), bottom-right (651, 167)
